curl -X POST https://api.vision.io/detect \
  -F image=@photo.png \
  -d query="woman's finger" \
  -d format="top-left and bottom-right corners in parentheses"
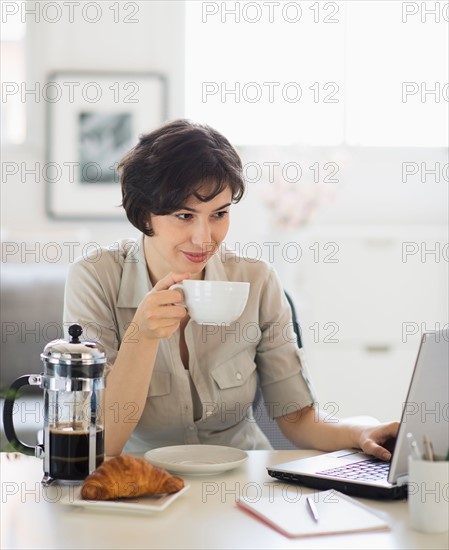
top-left (152, 272), bottom-right (191, 292)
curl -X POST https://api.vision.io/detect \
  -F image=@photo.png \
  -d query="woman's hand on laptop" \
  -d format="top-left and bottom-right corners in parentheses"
top-left (276, 406), bottom-right (400, 460)
top-left (357, 421), bottom-right (400, 461)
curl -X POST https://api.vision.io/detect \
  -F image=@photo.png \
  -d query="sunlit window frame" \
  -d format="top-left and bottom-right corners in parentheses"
top-left (1, 0), bottom-right (27, 145)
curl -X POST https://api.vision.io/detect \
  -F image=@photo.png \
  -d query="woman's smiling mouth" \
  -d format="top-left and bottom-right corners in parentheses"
top-left (181, 251), bottom-right (210, 263)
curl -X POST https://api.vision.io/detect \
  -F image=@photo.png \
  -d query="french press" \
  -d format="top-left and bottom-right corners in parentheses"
top-left (3, 324), bottom-right (107, 485)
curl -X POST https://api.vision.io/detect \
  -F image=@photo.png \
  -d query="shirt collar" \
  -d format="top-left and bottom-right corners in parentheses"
top-left (117, 234), bottom-right (152, 308)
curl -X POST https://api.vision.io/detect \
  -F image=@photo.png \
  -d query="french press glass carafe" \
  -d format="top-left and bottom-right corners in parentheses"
top-left (3, 324), bottom-right (107, 485)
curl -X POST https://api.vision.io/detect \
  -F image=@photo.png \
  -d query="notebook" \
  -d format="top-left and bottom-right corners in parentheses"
top-left (237, 489), bottom-right (390, 538)
top-left (267, 329), bottom-right (449, 499)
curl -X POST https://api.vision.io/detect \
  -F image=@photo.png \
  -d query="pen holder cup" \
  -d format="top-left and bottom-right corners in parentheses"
top-left (408, 456), bottom-right (449, 533)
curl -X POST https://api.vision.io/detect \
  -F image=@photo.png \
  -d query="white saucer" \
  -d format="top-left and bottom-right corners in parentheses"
top-left (144, 445), bottom-right (248, 475)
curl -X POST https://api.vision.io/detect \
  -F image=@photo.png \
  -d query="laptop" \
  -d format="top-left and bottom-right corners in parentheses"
top-left (267, 330), bottom-right (449, 499)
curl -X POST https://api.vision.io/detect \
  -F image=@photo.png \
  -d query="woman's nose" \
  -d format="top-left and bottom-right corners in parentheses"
top-left (191, 221), bottom-right (212, 247)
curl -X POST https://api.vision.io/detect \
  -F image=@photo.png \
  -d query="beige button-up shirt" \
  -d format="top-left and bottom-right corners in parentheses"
top-left (64, 235), bottom-right (316, 451)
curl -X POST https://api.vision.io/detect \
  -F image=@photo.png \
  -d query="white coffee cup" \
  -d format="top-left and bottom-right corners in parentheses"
top-left (170, 280), bottom-right (250, 325)
top-left (408, 456), bottom-right (449, 533)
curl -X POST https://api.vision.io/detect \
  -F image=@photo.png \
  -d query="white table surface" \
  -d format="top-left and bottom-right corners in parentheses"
top-left (1, 450), bottom-right (447, 550)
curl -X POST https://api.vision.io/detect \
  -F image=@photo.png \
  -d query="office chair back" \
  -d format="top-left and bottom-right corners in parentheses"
top-left (253, 291), bottom-right (303, 450)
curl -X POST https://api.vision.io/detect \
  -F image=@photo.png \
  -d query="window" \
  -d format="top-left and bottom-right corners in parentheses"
top-left (344, 1), bottom-right (448, 146)
top-left (185, 0), bottom-right (345, 146)
top-left (185, 1), bottom-right (448, 146)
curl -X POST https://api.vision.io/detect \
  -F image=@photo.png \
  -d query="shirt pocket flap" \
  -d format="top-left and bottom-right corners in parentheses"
top-left (210, 349), bottom-right (256, 390)
top-left (148, 371), bottom-right (171, 397)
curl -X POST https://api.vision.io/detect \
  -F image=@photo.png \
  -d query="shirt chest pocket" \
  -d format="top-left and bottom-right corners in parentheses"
top-left (148, 371), bottom-right (171, 397)
top-left (210, 348), bottom-right (257, 403)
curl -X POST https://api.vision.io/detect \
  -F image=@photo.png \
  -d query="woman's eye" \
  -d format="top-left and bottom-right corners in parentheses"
top-left (175, 213), bottom-right (193, 221)
top-left (214, 210), bottom-right (229, 219)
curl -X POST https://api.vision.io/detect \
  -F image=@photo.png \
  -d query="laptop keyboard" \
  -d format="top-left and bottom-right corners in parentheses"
top-left (317, 459), bottom-right (390, 481)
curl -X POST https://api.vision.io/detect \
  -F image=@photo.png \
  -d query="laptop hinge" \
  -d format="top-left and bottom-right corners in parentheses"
top-left (395, 474), bottom-right (408, 487)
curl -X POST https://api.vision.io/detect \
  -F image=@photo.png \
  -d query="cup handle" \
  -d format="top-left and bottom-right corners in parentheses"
top-left (169, 283), bottom-right (186, 307)
top-left (2, 375), bottom-right (42, 456)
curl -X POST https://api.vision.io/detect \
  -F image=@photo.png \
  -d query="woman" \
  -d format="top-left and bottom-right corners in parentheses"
top-left (64, 119), bottom-right (398, 457)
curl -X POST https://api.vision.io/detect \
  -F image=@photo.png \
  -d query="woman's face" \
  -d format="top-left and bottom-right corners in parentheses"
top-left (145, 186), bottom-right (233, 281)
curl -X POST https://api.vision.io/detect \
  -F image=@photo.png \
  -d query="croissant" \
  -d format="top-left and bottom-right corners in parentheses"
top-left (81, 455), bottom-right (184, 500)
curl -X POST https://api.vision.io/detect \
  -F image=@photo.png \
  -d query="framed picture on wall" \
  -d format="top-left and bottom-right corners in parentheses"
top-left (46, 71), bottom-right (167, 219)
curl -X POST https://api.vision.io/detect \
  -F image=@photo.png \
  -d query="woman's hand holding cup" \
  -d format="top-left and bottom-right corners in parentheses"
top-left (132, 274), bottom-right (250, 341)
top-left (134, 272), bottom-right (191, 340)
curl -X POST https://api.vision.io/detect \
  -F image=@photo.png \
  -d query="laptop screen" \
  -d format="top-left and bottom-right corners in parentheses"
top-left (388, 330), bottom-right (449, 484)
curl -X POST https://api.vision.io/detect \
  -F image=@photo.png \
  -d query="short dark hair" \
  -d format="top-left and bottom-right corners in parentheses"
top-left (119, 119), bottom-right (245, 236)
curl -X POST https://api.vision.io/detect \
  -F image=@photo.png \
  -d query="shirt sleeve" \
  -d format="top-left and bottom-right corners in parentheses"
top-left (63, 258), bottom-right (120, 366)
top-left (256, 267), bottom-right (317, 418)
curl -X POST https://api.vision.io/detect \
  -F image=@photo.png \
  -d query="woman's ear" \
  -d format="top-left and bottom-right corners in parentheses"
top-left (144, 219), bottom-right (153, 236)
